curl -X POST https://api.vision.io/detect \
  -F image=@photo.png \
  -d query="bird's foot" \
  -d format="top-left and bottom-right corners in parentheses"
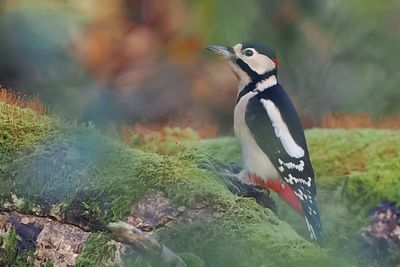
top-left (200, 157), bottom-right (277, 213)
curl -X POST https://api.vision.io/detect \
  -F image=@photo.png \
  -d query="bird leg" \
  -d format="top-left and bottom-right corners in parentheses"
top-left (200, 156), bottom-right (277, 213)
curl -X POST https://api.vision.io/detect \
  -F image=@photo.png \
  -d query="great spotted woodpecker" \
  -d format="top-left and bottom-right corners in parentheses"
top-left (207, 41), bottom-right (322, 242)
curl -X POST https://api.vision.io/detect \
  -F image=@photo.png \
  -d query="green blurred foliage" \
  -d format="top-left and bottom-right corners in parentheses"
top-left (193, 129), bottom-right (400, 266)
top-left (1, 95), bottom-right (355, 267)
top-left (0, 0), bottom-right (399, 124)
top-left (0, 0), bottom-right (89, 117)
top-left (188, 0), bottom-right (260, 43)
top-left (253, 0), bottom-right (400, 116)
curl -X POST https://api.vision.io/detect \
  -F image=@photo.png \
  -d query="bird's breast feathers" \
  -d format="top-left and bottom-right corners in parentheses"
top-left (235, 83), bottom-right (315, 191)
top-left (234, 92), bottom-right (280, 180)
top-left (238, 84), bottom-right (321, 238)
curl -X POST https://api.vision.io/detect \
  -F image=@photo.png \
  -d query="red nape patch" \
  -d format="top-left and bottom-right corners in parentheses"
top-left (248, 174), bottom-right (303, 215)
top-left (272, 57), bottom-right (279, 69)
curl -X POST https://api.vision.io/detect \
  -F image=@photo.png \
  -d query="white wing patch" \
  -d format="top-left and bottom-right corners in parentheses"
top-left (284, 174), bottom-right (312, 187)
top-left (278, 158), bottom-right (304, 171)
top-left (261, 99), bottom-right (305, 158)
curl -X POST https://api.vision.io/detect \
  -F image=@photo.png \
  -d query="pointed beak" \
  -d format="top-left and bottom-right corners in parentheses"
top-left (206, 45), bottom-right (235, 59)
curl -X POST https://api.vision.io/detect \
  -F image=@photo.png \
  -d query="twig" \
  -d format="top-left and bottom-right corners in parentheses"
top-left (108, 221), bottom-right (187, 267)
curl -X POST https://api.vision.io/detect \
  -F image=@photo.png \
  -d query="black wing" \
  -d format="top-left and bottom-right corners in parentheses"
top-left (245, 83), bottom-right (322, 241)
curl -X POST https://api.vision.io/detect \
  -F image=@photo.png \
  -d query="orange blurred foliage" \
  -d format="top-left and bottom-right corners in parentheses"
top-left (119, 122), bottom-right (218, 155)
top-left (121, 121), bottom-right (218, 144)
top-left (72, 0), bottom-right (198, 77)
top-left (0, 86), bottom-right (47, 115)
top-left (321, 112), bottom-right (400, 130)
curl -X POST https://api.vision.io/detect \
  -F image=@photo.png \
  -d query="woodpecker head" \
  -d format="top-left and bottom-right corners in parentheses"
top-left (207, 42), bottom-right (278, 83)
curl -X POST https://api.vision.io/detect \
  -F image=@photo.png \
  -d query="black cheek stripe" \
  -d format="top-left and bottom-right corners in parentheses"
top-left (236, 58), bottom-right (260, 81)
top-left (236, 58), bottom-right (277, 81)
top-left (235, 58), bottom-right (278, 104)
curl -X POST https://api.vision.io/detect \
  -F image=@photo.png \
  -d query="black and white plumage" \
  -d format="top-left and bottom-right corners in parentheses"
top-left (207, 41), bottom-right (322, 242)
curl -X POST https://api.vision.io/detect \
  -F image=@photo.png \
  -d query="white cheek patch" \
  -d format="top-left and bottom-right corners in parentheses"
top-left (233, 44), bottom-right (276, 75)
top-left (261, 100), bottom-right (305, 158)
top-left (242, 54), bottom-right (275, 74)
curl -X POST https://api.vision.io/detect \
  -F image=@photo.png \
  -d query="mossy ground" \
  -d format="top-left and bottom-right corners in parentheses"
top-left (0, 228), bottom-right (35, 267)
top-left (0, 101), bottom-right (233, 229)
top-left (75, 233), bottom-right (117, 267)
top-left (3, 229), bottom-right (19, 266)
top-left (2, 101), bottom-right (397, 266)
top-left (193, 129), bottom-right (400, 265)
top-left (0, 102), bottom-right (58, 179)
top-left (157, 198), bottom-right (349, 267)
top-left (0, 102), bottom-right (58, 154)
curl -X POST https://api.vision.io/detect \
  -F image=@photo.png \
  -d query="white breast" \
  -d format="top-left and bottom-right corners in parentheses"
top-left (234, 92), bottom-right (280, 182)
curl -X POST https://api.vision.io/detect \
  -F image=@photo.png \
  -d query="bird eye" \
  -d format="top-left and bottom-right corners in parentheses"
top-left (243, 49), bottom-right (254, 57)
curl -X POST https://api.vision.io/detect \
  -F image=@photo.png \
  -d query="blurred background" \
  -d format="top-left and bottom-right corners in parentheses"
top-left (0, 0), bottom-right (400, 135)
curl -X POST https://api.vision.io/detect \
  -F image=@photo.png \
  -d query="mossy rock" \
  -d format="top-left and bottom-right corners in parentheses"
top-left (0, 102), bottom-right (58, 154)
top-left (178, 253), bottom-right (205, 267)
top-left (193, 129), bottom-right (400, 265)
top-left (0, 228), bottom-right (35, 267)
top-left (75, 233), bottom-right (117, 267)
top-left (157, 198), bottom-right (351, 267)
top-left (3, 101), bottom-right (396, 266)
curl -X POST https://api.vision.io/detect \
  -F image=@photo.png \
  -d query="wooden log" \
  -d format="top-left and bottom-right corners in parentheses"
top-left (108, 221), bottom-right (187, 267)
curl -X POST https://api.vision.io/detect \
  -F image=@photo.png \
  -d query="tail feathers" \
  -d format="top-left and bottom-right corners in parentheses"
top-left (305, 216), bottom-right (320, 242)
top-left (303, 199), bottom-right (323, 245)
top-left (263, 180), bottom-right (303, 214)
top-left (246, 174), bottom-right (322, 244)
top-left (264, 181), bottom-right (323, 244)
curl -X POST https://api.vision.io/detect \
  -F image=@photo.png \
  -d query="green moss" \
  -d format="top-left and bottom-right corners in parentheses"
top-left (119, 254), bottom-right (152, 267)
top-left (43, 261), bottom-right (54, 267)
top-left (0, 102), bottom-right (58, 154)
top-left (3, 229), bottom-right (19, 266)
top-left (0, 125), bottom-right (236, 229)
top-left (0, 102), bottom-right (59, 196)
top-left (0, 104), bottom-right (235, 227)
top-left (13, 249), bottom-right (35, 267)
top-left (190, 129), bottom-right (400, 265)
top-left (75, 233), bottom-right (116, 267)
top-left (178, 253), bottom-right (205, 267)
top-left (2, 102), bottom-right (396, 266)
top-left (1, 228), bottom-right (34, 267)
top-left (0, 127), bottom-right (146, 225)
top-left (306, 129), bottom-right (400, 262)
top-left (190, 137), bottom-right (241, 164)
top-left (158, 198), bottom-right (351, 267)
top-left (127, 127), bottom-right (200, 155)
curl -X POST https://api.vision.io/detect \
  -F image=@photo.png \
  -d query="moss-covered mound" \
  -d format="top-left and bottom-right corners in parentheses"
top-left (0, 102), bottom-right (58, 153)
top-left (194, 129), bottom-right (400, 265)
top-left (3, 101), bottom-right (395, 266)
